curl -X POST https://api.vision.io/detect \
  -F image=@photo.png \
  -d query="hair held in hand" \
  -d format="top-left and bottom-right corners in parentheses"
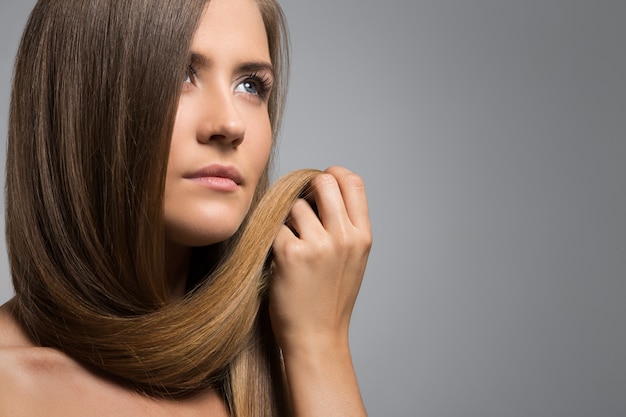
top-left (11, 166), bottom-right (320, 398)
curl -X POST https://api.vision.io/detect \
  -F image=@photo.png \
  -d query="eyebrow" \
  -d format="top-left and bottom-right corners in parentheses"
top-left (189, 52), bottom-right (275, 79)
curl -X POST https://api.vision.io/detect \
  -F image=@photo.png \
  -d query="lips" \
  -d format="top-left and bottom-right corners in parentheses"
top-left (182, 164), bottom-right (243, 192)
top-left (184, 164), bottom-right (243, 185)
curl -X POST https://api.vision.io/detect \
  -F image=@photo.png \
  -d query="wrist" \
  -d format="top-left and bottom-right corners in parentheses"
top-left (280, 335), bottom-right (367, 417)
top-left (279, 330), bottom-right (351, 360)
top-left (280, 334), bottom-right (355, 383)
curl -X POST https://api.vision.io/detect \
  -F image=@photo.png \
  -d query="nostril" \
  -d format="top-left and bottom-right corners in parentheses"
top-left (206, 134), bottom-right (244, 148)
top-left (231, 136), bottom-right (244, 147)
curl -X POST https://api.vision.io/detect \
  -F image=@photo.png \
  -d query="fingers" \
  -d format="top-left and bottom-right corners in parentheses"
top-left (324, 166), bottom-right (370, 231)
top-left (284, 198), bottom-right (324, 240)
top-left (309, 166), bottom-right (370, 232)
top-left (309, 172), bottom-right (349, 231)
top-left (277, 166), bottom-right (371, 246)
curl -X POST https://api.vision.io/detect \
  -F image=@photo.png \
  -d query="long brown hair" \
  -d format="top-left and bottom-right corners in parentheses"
top-left (5, 0), bottom-right (307, 415)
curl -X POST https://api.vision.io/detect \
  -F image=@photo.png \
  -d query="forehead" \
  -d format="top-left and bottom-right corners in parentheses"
top-left (191, 0), bottom-right (269, 61)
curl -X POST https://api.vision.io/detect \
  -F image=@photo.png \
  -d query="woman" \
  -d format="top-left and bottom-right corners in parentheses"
top-left (0, 0), bottom-right (371, 416)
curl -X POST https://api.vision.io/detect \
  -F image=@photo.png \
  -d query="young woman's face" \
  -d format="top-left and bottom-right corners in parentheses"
top-left (164, 0), bottom-right (273, 248)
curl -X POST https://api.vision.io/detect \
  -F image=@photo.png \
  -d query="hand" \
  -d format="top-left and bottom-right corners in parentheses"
top-left (270, 166), bottom-right (372, 354)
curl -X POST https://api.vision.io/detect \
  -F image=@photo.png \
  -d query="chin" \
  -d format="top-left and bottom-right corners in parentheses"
top-left (164, 216), bottom-right (245, 248)
top-left (169, 227), bottom-right (239, 248)
top-left (163, 195), bottom-right (254, 248)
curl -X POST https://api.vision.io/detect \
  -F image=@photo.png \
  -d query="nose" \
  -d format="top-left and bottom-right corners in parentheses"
top-left (197, 87), bottom-right (245, 147)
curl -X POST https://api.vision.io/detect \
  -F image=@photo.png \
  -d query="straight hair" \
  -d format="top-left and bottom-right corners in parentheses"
top-left (4, 0), bottom-right (308, 416)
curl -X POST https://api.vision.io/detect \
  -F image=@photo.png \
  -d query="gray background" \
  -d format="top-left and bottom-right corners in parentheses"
top-left (1, 1), bottom-right (625, 416)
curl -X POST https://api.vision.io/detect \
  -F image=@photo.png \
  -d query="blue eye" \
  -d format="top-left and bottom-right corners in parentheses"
top-left (235, 73), bottom-right (273, 100)
top-left (235, 80), bottom-right (260, 95)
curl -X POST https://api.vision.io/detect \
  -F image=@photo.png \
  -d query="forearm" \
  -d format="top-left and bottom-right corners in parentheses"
top-left (282, 338), bottom-right (367, 417)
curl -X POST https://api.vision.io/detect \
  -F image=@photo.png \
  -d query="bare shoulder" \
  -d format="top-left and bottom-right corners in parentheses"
top-left (0, 301), bottom-right (228, 417)
top-left (0, 301), bottom-right (76, 415)
top-left (0, 301), bottom-right (126, 415)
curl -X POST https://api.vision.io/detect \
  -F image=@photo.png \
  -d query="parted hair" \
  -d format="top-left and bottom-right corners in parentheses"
top-left (4, 1), bottom-right (313, 416)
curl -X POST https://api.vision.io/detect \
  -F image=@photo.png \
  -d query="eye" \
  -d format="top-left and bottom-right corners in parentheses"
top-left (235, 79), bottom-right (260, 95)
top-left (184, 65), bottom-right (197, 85)
top-left (234, 73), bottom-right (273, 100)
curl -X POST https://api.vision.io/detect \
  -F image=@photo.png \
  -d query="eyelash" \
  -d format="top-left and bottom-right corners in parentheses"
top-left (184, 65), bottom-right (198, 84)
top-left (240, 71), bottom-right (273, 100)
top-left (184, 66), bottom-right (273, 101)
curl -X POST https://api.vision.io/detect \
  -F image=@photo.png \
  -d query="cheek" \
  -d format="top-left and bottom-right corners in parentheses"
top-left (247, 113), bottom-right (273, 181)
top-left (169, 104), bottom-right (194, 158)
top-left (258, 114), bottom-right (273, 162)
top-left (258, 127), bottom-right (273, 170)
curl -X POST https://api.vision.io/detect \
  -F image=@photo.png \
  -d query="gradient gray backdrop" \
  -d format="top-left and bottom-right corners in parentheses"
top-left (1, 1), bottom-right (625, 416)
